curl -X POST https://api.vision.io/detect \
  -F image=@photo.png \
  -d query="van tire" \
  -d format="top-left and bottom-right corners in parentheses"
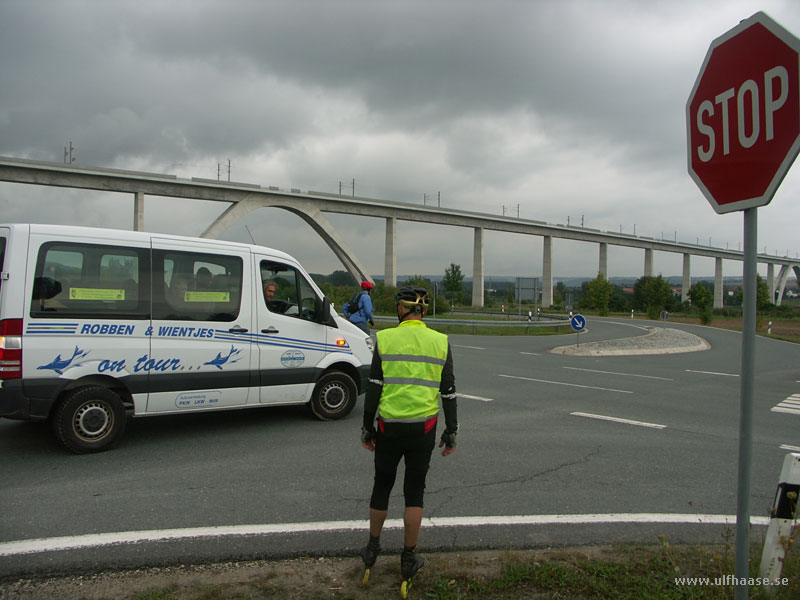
top-left (52, 386), bottom-right (127, 454)
top-left (310, 372), bottom-right (357, 421)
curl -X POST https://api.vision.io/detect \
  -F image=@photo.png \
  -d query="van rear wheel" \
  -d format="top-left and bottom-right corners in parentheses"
top-left (52, 386), bottom-right (127, 454)
top-left (310, 372), bottom-right (357, 420)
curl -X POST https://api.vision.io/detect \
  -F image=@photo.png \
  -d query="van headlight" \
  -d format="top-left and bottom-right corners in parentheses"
top-left (365, 336), bottom-right (375, 353)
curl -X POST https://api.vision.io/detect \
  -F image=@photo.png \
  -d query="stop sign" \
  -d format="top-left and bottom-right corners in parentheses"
top-left (687, 11), bottom-right (800, 214)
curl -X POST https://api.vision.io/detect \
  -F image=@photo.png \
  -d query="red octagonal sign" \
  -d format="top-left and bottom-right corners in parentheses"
top-left (687, 12), bottom-right (800, 214)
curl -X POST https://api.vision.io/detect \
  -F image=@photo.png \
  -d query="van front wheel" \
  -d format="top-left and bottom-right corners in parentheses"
top-left (52, 386), bottom-right (127, 454)
top-left (310, 372), bottom-right (357, 420)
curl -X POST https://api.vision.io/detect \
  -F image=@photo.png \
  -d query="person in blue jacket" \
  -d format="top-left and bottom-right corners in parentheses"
top-left (348, 281), bottom-right (374, 334)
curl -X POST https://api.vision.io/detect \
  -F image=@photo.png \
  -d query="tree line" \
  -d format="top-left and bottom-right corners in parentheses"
top-left (312, 264), bottom-right (795, 324)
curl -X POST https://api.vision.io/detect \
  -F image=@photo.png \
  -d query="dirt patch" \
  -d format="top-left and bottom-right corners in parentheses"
top-left (0, 546), bottom-right (639, 600)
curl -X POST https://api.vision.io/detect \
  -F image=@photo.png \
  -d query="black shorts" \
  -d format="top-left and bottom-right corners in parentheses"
top-left (369, 424), bottom-right (437, 510)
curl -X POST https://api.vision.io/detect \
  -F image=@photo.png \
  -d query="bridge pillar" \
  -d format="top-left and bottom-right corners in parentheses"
top-left (776, 265), bottom-right (791, 306)
top-left (542, 235), bottom-right (553, 308)
top-left (682, 253), bottom-right (691, 303)
top-left (598, 242), bottom-right (608, 279)
top-left (644, 248), bottom-right (653, 277)
top-left (714, 257), bottom-right (723, 309)
top-left (767, 263), bottom-right (775, 303)
top-left (472, 227), bottom-right (484, 307)
top-left (384, 217), bottom-right (397, 287)
top-left (134, 192), bottom-right (144, 231)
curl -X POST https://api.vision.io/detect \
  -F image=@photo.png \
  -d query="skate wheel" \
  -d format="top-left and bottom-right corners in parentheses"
top-left (362, 568), bottom-right (370, 586)
top-left (400, 580), bottom-right (409, 598)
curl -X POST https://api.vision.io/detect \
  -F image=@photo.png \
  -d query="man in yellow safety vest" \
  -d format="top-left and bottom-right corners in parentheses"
top-left (359, 285), bottom-right (458, 594)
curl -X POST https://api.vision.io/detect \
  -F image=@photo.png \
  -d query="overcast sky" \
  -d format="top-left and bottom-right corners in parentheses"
top-left (2, 0), bottom-right (800, 281)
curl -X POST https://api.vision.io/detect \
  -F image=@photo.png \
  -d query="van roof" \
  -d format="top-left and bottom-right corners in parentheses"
top-left (0, 223), bottom-right (296, 263)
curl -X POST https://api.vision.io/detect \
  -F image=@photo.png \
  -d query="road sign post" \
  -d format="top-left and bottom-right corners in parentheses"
top-left (687, 12), bottom-right (800, 599)
top-left (570, 314), bottom-right (586, 347)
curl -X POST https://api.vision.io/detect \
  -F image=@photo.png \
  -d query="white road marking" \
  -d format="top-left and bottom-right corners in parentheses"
top-left (453, 344), bottom-right (485, 350)
top-left (686, 369), bottom-right (739, 377)
top-left (460, 394), bottom-right (494, 402)
top-left (771, 394), bottom-right (800, 415)
top-left (571, 411), bottom-right (666, 430)
top-left (563, 367), bottom-right (672, 381)
top-left (779, 444), bottom-right (800, 452)
top-left (0, 514), bottom-right (769, 557)
top-left (520, 351), bottom-right (540, 356)
top-left (499, 374), bottom-right (632, 394)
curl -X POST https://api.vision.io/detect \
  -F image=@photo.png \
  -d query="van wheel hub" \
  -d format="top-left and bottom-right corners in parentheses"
top-left (319, 382), bottom-right (346, 411)
top-left (74, 402), bottom-right (111, 439)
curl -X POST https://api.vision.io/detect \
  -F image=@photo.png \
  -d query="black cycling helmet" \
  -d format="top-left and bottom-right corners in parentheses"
top-left (395, 286), bottom-right (429, 317)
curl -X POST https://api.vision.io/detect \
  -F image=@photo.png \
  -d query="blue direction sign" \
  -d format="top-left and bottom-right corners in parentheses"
top-left (570, 314), bottom-right (586, 332)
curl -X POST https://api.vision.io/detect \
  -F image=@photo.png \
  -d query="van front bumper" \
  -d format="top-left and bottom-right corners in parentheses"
top-left (0, 380), bottom-right (51, 421)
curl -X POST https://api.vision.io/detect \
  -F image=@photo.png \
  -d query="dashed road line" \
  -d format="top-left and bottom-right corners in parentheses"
top-left (499, 374), bottom-right (632, 394)
top-left (685, 369), bottom-right (739, 377)
top-left (460, 394), bottom-right (494, 402)
top-left (453, 344), bottom-right (485, 350)
top-left (571, 411), bottom-right (666, 430)
top-left (563, 366), bottom-right (672, 381)
top-left (520, 351), bottom-right (540, 356)
top-left (779, 444), bottom-right (800, 452)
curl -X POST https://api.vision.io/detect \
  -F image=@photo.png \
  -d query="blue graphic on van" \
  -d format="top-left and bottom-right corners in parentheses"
top-left (281, 349), bottom-right (305, 368)
top-left (37, 346), bottom-right (90, 375)
top-left (204, 345), bottom-right (242, 370)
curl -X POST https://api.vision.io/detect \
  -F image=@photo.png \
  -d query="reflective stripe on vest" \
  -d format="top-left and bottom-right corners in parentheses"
top-left (376, 320), bottom-right (449, 423)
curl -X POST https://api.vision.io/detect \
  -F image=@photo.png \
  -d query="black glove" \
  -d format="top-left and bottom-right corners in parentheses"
top-left (440, 429), bottom-right (457, 449)
top-left (369, 319), bottom-right (374, 326)
top-left (361, 426), bottom-right (377, 444)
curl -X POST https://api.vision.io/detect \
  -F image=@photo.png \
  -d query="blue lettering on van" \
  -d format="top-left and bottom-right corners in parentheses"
top-left (79, 324), bottom-right (135, 336)
top-left (37, 346), bottom-right (90, 375)
top-left (157, 326), bottom-right (214, 338)
top-left (98, 359), bottom-right (127, 373)
top-left (203, 345), bottom-right (242, 370)
top-left (133, 354), bottom-right (182, 372)
top-left (281, 349), bottom-right (305, 368)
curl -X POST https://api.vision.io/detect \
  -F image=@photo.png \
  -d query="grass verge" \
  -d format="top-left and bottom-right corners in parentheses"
top-left (7, 540), bottom-right (799, 600)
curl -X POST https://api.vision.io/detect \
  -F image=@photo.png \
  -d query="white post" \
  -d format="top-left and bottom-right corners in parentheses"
top-left (758, 453), bottom-right (800, 587)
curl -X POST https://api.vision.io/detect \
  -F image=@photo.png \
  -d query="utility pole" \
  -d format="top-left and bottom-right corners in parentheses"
top-left (63, 141), bottom-right (75, 164)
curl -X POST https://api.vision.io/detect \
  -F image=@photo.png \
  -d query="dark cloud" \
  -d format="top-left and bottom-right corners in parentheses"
top-left (1, 0), bottom-right (799, 277)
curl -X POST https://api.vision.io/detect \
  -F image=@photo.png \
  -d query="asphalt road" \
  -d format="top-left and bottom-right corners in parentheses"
top-left (1, 318), bottom-right (798, 578)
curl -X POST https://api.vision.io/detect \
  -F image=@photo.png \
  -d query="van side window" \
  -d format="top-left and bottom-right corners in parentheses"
top-left (31, 242), bottom-right (148, 318)
top-left (153, 250), bottom-right (242, 322)
top-left (260, 260), bottom-right (319, 321)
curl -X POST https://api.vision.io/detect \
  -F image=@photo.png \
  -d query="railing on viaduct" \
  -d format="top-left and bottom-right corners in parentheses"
top-left (1, 156), bottom-right (798, 308)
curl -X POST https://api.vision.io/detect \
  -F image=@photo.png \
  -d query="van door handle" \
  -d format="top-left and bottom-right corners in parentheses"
top-left (261, 327), bottom-right (279, 334)
top-left (228, 326), bottom-right (249, 333)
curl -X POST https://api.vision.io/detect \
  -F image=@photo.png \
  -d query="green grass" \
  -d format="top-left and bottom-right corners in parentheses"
top-left (105, 539), bottom-right (800, 599)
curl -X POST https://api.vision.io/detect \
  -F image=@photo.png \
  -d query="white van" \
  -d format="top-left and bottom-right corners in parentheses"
top-left (0, 224), bottom-right (373, 453)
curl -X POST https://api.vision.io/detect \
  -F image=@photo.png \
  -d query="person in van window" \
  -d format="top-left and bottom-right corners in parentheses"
top-left (347, 281), bottom-right (374, 334)
top-left (195, 267), bottom-right (213, 290)
top-left (168, 273), bottom-right (191, 308)
top-left (263, 279), bottom-right (277, 302)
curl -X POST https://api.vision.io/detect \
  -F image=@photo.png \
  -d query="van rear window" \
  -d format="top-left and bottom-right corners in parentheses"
top-left (0, 237), bottom-right (5, 294)
top-left (31, 242), bottom-right (149, 319)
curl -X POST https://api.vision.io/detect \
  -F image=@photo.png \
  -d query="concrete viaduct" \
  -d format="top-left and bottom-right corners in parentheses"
top-left (1, 155), bottom-right (799, 308)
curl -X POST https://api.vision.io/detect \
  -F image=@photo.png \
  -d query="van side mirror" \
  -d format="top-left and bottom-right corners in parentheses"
top-left (320, 296), bottom-right (332, 324)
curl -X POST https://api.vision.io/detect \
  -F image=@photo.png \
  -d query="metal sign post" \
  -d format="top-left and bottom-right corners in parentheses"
top-left (687, 14), bottom-right (800, 597)
top-left (735, 208), bottom-right (757, 594)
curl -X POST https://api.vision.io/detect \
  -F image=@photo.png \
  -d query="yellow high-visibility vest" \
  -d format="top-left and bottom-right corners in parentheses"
top-left (376, 320), bottom-right (449, 422)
